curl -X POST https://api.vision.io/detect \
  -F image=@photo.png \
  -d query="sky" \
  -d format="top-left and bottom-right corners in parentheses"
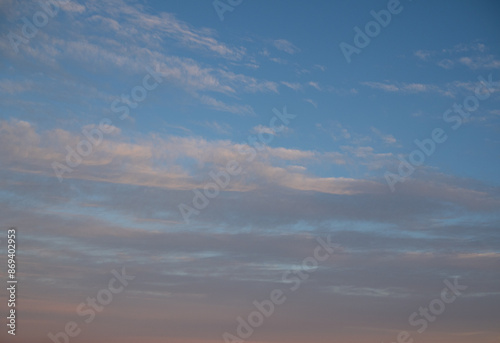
top-left (0, 0), bottom-right (499, 342)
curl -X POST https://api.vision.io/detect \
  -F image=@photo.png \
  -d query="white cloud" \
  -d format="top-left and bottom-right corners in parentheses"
top-left (371, 127), bottom-right (397, 145)
top-left (281, 81), bottom-right (302, 91)
top-left (273, 39), bottom-right (300, 54)
top-left (84, 0), bottom-right (245, 61)
top-left (324, 122), bottom-right (351, 141)
top-left (361, 81), bottom-right (399, 92)
top-left (341, 145), bottom-right (393, 170)
top-left (1, 0), bottom-right (280, 115)
top-left (438, 59), bottom-right (454, 69)
top-left (308, 81), bottom-right (322, 91)
top-left (304, 98), bottom-right (318, 108)
top-left (252, 124), bottom-right (277, 136)
top-left (414, 50), bottom-right (431, 60)
top-left (459, 55), bottom-right (500, 70)
top-left (266, 147), bottom-right (315, 160)
top-left (199, 95), bottom-right (255, 116)
top-left (416, 43), bottom-right (499, 70)
top-left (60, 1), bottom-right (86, 13)
top-left (361, 81), bottom-right (452, 97)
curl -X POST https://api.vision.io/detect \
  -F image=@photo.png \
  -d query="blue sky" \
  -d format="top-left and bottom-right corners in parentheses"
top-left (0, 1), bottom-right (500, 343)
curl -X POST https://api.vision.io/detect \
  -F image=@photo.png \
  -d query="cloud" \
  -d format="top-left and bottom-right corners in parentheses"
top-left (371, 127), bottom-right (397, 145)
top-left (273, 39), bottom-right (301, 54)
top-left (415, 43), bottom-right (499, 70)
top-left (84, 0), bottom-right (245, 61)
top-left (308, 81), bottom-right (322, 91)
top-left (304, 98), bottom-right (318, 108)
top-left (361, 81), bottom-right (399, 92)
top-left (361, 81), bottom-right (435, 93)
top-left (361, 81), bottom-right (454, 97)
top-left (0, 118), bottom-right (383, 197)
top-left (0, 0), bottom-right (279, 117)
top-left (317, 121), bottom-right (351, 141)
top-left (458, 55), bottom-right (500, 70)
top-left (198, 95), bottom-right (255, 115)
top-left (414, 50), bottom-right (431, 60)
top-left (281, 81), bottom-right (302, 91)
top-left (2, 4), bottom-right (499, 343)
top-left (341, 145), bottom-right (393, 170)
top-left (0, 79), bottom-right (33, 94)
top-left (60, 1), bottom-right (86, 13)
top-left (438, 59), bottom-right (454, 69)
top-left (265, 147), bottom-right (315, 160)
top-left (252, 124), bottom-right (277, 136)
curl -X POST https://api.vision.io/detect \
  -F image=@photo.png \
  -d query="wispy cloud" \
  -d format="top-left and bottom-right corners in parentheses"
top-left (308, 81), bottom-right (322, 91)
top-left (273, 39), bottom-right (300, 54)
top-left (0, 0), bottom-right (280, 116)
top-left (361, 81), bottom-right (437, 93)
top-left (84, 0), bottom-right (246, 61)
top-left (361, 81), bottom-right (454, 97)
top-left (0, 79), bottom-right (33, 94)
top-left (304, 98), bottom-right (318, 108)
top-left (458, 55), bottom-right (500, 70)
top-left (415, 43), bottom-right (499, 70)
top-left (198, 95), bottom-right (255, 116)
top-left (371, 127), bottom-right (397, 145)
top-left (281, 81), bottom-right (302, 91)
top-left (252, 124), bottom-right (278, 136)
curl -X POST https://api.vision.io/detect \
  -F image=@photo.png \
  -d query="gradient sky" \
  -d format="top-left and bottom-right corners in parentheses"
top-left (0, 0), bottom-right (500, 342)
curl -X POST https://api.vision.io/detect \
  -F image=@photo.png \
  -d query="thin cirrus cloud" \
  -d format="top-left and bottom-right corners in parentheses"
top-left (360, 81), bottom-right (442, 94)
top-left (415, 43), bottom-right (500, 70)
top-left (273, 39), bottom-right (301, 54)
top-left (1, 0), bottom-right (278, 116)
